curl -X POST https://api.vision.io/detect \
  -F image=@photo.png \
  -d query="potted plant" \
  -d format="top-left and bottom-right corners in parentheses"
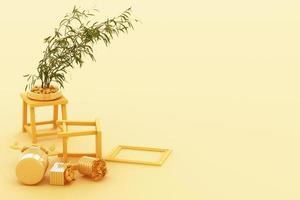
top-left (24, 6), bottom-right (136, 101)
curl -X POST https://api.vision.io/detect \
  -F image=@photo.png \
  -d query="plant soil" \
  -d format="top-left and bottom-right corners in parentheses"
top-left (31, 85), bottom-right (59, 94)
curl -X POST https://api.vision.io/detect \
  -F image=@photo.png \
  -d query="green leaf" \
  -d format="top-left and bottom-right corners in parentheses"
top-left (25, 5), bottom-right (137, 89)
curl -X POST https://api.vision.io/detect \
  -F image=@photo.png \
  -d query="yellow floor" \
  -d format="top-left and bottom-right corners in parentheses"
top-left (1, 0), bottom-right (300, 199)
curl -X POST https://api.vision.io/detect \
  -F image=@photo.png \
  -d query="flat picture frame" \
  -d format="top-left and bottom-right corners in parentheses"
top-left (106, 145), bottom-right (172, 166)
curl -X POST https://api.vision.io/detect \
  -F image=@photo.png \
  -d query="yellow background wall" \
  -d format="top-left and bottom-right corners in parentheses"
top-left (1, 0), bottom-right (300, 199)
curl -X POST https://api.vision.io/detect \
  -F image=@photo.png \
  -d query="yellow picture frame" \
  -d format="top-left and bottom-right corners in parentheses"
top-left (106, 145), bottom-right (172, 166)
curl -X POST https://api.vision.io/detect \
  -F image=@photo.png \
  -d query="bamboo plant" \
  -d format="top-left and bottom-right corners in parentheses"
top-left (24, 6), bottom-right (136, 92)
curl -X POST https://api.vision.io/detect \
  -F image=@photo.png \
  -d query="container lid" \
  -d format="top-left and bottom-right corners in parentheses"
top-left (16, 157), bottom-right (45, 185)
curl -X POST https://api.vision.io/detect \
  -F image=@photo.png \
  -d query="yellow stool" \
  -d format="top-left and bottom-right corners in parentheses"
top-left (21, 93), bottom-right (68, 143)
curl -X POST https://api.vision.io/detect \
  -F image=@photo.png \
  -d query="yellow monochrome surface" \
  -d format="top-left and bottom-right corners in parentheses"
top-left (1, 0), bottom-right (300, 199)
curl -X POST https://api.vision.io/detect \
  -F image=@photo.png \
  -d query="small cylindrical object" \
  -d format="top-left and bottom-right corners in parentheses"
top-left (77, 156), bottom-right (107, 180)
top-left (49, 162), bottom-right (75, 186)
top-left (15, 146), bottom-right (48, 185)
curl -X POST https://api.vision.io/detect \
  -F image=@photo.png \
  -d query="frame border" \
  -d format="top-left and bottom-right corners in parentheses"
top-left (106, 145), bottom-right (172, 166)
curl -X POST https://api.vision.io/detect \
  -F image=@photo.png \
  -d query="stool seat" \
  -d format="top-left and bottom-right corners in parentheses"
top-left (20, 93), bottom-right (68, 107)
top-left (21, 93), bottom-right (68, 143)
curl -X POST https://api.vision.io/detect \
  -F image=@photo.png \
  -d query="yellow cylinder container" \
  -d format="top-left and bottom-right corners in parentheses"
top-left (15, 146), bottom-right (48, 185)
top-left (78, 156), bottom-right (107, 181)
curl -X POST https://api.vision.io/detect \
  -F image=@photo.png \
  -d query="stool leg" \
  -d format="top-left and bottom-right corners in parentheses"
top-left (53, 105), bottom-right (58, 128)
top-left (63, 137), bottom-right (68, 162)
top-left (30, 107), bottom-right (37, 143)
top-left (96, 131), bottom-right (102, 159)
top-left (22, 101), bottom-right (27, 132)
top-left (61, 104), bottom-right (67, 120)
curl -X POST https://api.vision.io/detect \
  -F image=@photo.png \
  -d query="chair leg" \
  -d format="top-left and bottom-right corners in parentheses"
top-left (22, 101), bottom-right (27, 132)
top-left (30, 107), bottom-right (37, 143)
top-left (61, 104), bottom-right (67, 120)
top-left (53, 105), bottom-right (58, 128)
top-left (63, 137), bottom-right (68, 162)
top-left (96, 131), bottom-right (102, 159)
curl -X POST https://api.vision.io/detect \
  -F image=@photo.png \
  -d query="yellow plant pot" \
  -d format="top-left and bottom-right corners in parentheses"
top-left (27, 90), bottom-right (62, 101)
